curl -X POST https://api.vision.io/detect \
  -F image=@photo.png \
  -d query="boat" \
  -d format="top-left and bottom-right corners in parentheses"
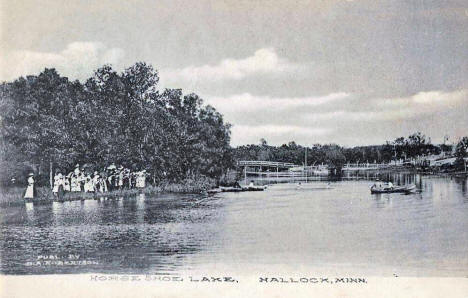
top-left (220, 186), bottom-right (244, 192)
top-left (370, 184), bottom-right (416, 194)
top-left (209, 185), bottom-right (267, 193)
top-left (206, 188), bottom-right (222, 194)
top-left (241, 185), bottom-right (266, 191)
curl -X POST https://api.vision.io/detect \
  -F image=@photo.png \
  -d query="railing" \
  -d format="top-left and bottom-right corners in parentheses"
top-left (238, 161), bottom-right (393, 170)
top-left (342, 163), bottom-right (393, 170)
top-left (237, 160), bottom-right (299, 168)
top-left (245, 171), bottom-right (327, 177)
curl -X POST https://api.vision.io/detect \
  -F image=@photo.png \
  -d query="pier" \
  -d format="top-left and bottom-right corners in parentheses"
top-left (236, 160), bottom-right (405, 182)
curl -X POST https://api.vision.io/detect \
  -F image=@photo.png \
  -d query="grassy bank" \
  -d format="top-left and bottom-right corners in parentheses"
top-left (0, 177), bottom-right (216, 207)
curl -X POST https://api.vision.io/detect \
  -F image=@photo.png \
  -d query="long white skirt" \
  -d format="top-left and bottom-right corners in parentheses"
top-left (24, 185), bottom-right (34, 199)
top-left (52, 181), bottom-right (62, 193)
top-left (64, 181), bottom-right (71, 192)
top-left (84, 181), bottom-right (94, 192)
top-left (136, 177), bottom-right (146, 188)
top-left (71, 178), bottom-right (81, 192)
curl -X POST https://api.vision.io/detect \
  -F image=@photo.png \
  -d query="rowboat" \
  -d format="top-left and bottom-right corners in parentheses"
top-left (241, 185), bottom-right (266, 191)
top-left (220, 186), bottom-right (243, 192)
top-left (206, 188), bottom-right (222, 194)
top-left (370, 184), bottom-right (416, 194)
top-left (207, 185), bottom-right (267, 193)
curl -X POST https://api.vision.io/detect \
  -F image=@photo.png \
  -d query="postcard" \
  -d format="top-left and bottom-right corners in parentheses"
top-left (1, 1), bottom-right (467, 297)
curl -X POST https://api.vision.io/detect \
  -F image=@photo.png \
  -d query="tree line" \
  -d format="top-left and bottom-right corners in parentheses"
top-left (1, 64), bottom-right (466, 186)
top-left (233, 132), bottom-right (467, 171)
top-left (0, 63), bottom-right (232, 186)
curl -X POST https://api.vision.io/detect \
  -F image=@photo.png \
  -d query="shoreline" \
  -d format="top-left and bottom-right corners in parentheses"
top-left (0, 179), bottom-right (216, 207)
top-left (1, 170), bottom-right (466, 207)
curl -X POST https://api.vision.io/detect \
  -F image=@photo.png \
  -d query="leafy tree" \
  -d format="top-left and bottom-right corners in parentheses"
top-left (0, 63), bottom-right (232, 185)
top-left (454, 137), bottom-right (468, 171)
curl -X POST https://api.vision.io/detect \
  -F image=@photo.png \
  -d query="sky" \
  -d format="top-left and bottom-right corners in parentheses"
top-left (1, 0), bottom-right (467, 147)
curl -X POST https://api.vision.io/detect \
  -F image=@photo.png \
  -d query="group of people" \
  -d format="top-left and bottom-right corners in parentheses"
top-left (24, 163), bottom-right (149, 199)
top-left (372, 179), bottom-right (393, 190)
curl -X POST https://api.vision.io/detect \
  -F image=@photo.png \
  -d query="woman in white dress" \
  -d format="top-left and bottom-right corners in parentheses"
top-left (52, 172), bottom-right (62, 193)
top-left (71, 165), bottom-right (82, 192)
top-left (92, 171), bottom-right (101, 192)
top-left (84, 174), bottom-right (95, 193)
top-left (52, 171), bottom-right (65, 199)
top-left (24, 173), bottom-right (35, 199)
top-left (70, 168), bottom-right (82, 192)
top-left (118, 167), bottom-right (124, 190)
top-left (136, 170), bottom-right (147, 189)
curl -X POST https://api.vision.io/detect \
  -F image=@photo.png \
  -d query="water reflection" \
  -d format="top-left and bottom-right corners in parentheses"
top-left (1, 194), bottom-right (223, 275)
top-left (1, 174), bottom-right (468, 276)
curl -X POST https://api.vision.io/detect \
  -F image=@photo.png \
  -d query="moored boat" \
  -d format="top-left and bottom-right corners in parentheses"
top-left (210, 185), bottom-right (267, 193)
top-left (241, 185), bottom-right (266, 191)
top-left (206, 188), bottom-right (222, 194)
top-left (370, 184), bottom-right (416, 194)
top-left (220, 186), bottom-right (243, 192)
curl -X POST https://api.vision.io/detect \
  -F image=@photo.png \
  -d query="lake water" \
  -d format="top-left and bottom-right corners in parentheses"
top-left (1, 174), bottom-right (467, 276)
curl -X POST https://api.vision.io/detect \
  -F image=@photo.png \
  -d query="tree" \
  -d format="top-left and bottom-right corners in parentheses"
top-left (324, 145), bottom-right (346, 170)
top-left (454, 137), bottom-right (468, 171)
top-left (0, 63), bottom-right (232, 185)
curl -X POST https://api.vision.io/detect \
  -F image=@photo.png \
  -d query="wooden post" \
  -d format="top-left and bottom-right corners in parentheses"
top-left (244, 166), bottom-right (247, 185)
top-left (49, 161), bottom-right (53, 189)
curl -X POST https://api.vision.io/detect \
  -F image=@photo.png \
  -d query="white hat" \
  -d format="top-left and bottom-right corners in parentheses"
top-left (28, 173), bottom-right (34, 176)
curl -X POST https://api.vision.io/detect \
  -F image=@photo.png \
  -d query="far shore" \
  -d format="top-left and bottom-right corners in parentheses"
top-left (1, 169), bottom-right (466, 207)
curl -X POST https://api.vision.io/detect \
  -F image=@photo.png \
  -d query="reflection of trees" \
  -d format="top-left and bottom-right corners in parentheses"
top-left (1, 194), bottom-right (221, 274)
top-left (88, 195), bottom-right (222, 274)
top-left (454, 177), bottom-right (468, 202)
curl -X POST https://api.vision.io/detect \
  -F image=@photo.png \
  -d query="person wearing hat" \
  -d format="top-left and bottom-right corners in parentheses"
top-left (52, 170), bottom-right (65, 199)
top-left (83, 172), bottom-right (90, 193)
top-left (136, 170), bottom-right (147, 189)
top-left (24, 173), bottom-right (36, 199)
top-left (92, 171), bottom-right (100, 192)
top-left (130, 170), bottom-right (138, 189)
top-left (100, 169), bottom-right (108, 192)
top-left (74, 164), bottom-right (80, 175)
top-left (123, 168), bottom-right (131, 189)
top-left (71, 165), bottom-right (82, 192)
top-left (117, 167), bottom-right (124, 190)
top-left (106, 164), bottom-right (117, 191)
top-left (64, 172), bottom-right (71, 192)
top-left (79, 167), bottom-right (86, 191)
top-left (135, 171), bottom-right (142, 189)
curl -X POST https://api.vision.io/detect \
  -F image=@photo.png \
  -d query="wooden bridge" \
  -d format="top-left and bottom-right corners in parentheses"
top-left (237, 160), bottom-right (327, 182)
top-left (237, 160), bottom-right (299, 169)
top-left (238, 160), bottom-right (393, 171)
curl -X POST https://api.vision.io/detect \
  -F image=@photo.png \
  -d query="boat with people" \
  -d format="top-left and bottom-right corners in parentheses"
top-left (370, 183), bottom-right (416, 194)
top-left (220, 185), bottom-right (266, 192)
